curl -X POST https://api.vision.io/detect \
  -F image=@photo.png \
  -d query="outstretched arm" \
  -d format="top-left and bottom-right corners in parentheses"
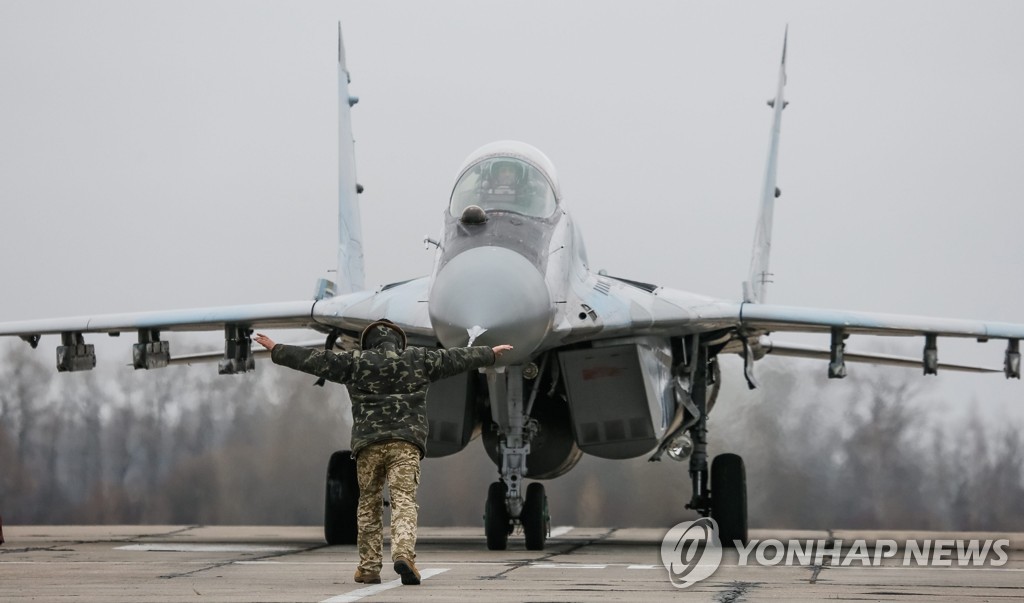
top-left (253, 333), bottom-right (276, 350)
top-left (492, 344), bottom-right (513, 358)
top-left (255, 332), bottom-right (354, 384)
top-left (424, 344), bottom-right (513, 381)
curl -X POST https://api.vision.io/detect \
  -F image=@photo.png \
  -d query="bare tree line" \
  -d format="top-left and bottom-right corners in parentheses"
top-left (1, 342), bottom-right (1022, 530)
top-left (0, 343), bottom-right (345, 524)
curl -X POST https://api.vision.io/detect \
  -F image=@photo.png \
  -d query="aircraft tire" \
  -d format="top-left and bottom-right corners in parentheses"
top-left (710, 453), bottom-right (748, 548)
top-left (324, 450), bottom-right (359, 545)
top-left (484, 481), bottom-right (510, 550)
top-left (522, 482), bottom-right (549, 550)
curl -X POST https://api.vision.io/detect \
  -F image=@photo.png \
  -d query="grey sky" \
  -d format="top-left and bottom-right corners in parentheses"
top-left (2, 1), bottom-right (1023, 423)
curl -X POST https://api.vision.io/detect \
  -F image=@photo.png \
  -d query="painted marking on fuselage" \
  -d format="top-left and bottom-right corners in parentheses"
top-left (467, 325), bottom-right (488, 345)
top-left (581, 366), bottom-right (625, 380)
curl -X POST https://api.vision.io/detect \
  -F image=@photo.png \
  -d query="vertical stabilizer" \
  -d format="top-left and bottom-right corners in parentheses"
top-left (743, 28), bottom-right (788, 304)
top-left (336, 24), bottom-right (365, 294)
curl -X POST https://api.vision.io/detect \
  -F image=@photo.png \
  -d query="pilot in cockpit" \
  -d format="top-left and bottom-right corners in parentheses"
top-left (485, 160), bottom-right (523, 195)
top-left (450, 156), bottom-right (557, 219)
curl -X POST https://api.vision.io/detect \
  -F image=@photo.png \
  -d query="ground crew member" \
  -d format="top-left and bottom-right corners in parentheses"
top-left (253, 321), bottom-right (512, 586)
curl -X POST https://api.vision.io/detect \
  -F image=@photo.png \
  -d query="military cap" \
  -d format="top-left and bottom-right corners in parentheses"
top-left (359, 318), bottom-right (408, 351)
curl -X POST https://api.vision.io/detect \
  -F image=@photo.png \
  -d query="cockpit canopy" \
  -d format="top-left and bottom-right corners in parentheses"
top-left (450, 156), bottom-right (558, 219)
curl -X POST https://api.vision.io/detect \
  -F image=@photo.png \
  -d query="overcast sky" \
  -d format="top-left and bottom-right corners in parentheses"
top-left (2, 0), bottom-right (1023, 424)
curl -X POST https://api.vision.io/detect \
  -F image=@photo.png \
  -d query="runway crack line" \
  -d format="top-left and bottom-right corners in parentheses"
top-left (135, 525), bottom-right (202, 539)
top-left (480, 528), bottom-right (617, 581)
top-left (0, 526), bottom-right (202, 556)
top-left (808, 528), bottom-right (835, 584)
top-left (714, 580), bottom-right (758, 602)
top-left (159, 543), bottom-right (330, 579)
top-left (538, 527), bottom-right (617, 559)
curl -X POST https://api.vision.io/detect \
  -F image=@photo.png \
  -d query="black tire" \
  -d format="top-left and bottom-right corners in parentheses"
top-left (522, 482), bottom-right (549, 551)
top-left (324, 450), bottom-right (359, 545)
top-left (711, 453), bottom-right (748, 547)
top-left (484, 481), bottom-right (510, 550)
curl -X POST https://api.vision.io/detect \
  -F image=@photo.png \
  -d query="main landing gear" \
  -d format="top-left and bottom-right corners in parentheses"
top-left (483, 366), bottom-right (550, 550)
top-left (710, 453), bottom-right (747, 547)
top-left (685, 343), bottom-right (748, 547)
top-left (324, 450), bottom-right (359, 545)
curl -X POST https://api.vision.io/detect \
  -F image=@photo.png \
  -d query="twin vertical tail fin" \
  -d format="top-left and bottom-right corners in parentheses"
top-left (335, 26), bottom-right (784, 301)
top-left (335, 24), bottom-right (366, 295)
top-left (743, 27), bottom-right (788, 304)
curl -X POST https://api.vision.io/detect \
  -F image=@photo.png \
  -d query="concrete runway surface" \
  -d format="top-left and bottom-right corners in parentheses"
top-left (1, 525), bottom-right (1022, 602)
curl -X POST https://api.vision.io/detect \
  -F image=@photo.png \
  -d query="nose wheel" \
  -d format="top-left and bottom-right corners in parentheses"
top-left (522, 482), bottom-right (549, 550)
top-left (483, 480), bottom-right (549, 551)
top-left (484, 481), bottom-right (511, 550)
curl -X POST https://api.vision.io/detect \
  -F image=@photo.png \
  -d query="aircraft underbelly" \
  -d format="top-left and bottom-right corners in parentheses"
top-left (423, 371), bottom-right (480, 457)
top-left (558, 340), bottom-right (672, 459)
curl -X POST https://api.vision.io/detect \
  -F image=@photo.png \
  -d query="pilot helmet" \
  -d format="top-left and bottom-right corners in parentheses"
top-left (360, 318), bottom-right (408, 352)
top-left (490, 160), bottom-right (523, 184)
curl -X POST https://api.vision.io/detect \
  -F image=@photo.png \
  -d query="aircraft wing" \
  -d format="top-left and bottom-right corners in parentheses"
top-left (735, 303), bottom-right (1024, 340)
top-left (311, 276), bottom-right (435, 344)
top-left (0, 277), bottom-right (438, 372)
top-left (0, 300), bottom-right (326, 338)
top-left (549, 276), bottom-right (1022, 376)
top-left (0, 298), bottom-right (337, 373)
top-left (167, 338), bottom-right (326, 366)
top-left (576, 279), bottom-right (1024, 340)
top-left (758, 336), bottom-right (1000, 373)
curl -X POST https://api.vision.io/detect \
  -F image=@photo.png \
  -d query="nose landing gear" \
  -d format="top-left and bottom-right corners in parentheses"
top-left (522, 482), bottom-right (550, 550)
top-left (483, 365), bottom-right (551, 550)
top-left (484, 481), bottom-right (511, 550)
top-left (483, 480), bottom-right (549, 551)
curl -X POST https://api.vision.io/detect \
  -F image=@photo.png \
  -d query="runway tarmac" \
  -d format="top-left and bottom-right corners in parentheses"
top-left (1, 525), bottom-right (1022, 602)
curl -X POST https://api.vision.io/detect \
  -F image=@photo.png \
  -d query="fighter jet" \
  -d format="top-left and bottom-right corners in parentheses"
top-left (1, 28), bottom-right (1021, 551)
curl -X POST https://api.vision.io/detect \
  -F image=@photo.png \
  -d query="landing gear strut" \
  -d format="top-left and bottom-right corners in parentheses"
top-left (685, 343), bottom-right (748, 547)
top-left (483, 366), bottom-right (549, 550)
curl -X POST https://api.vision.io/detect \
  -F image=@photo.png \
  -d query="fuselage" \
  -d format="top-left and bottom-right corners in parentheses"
top-left (427, 141), bottom-right (586, 366)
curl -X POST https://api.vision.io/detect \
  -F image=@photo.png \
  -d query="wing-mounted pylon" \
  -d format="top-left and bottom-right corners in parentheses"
top-left (743, 27), bottom-right (788, 304)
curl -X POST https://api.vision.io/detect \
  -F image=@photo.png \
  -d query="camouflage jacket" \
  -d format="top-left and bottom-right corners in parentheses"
top-left (270, 344), bottom-right (496, 458)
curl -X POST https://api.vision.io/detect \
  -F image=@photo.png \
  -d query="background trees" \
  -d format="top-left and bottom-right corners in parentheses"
top-left (1, 341), bottom-right (1021, 530)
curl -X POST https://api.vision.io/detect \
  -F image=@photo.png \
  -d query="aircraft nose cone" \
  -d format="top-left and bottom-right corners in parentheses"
top-left (429, 246), bottom-right (552, 365)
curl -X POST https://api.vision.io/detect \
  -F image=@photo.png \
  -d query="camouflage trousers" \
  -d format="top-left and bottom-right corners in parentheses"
top-left (355, 439), bottom-right (421, 573)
